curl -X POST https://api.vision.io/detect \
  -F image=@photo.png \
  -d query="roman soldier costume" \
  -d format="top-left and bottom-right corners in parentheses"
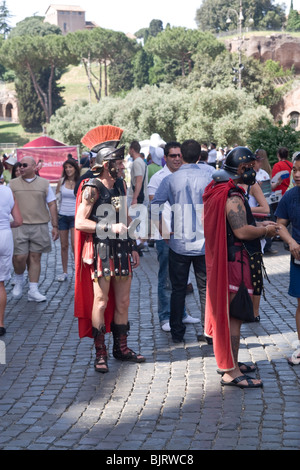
top-left (203, 147), bottom-right (263, 372)
top-left (74, 125), bottom-right (145, 372)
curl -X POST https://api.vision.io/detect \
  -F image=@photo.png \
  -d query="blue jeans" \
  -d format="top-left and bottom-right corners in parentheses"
top-left (169, 248), bottom-right (206, 342)
top-left (156, 240), bottom-right (187, 324)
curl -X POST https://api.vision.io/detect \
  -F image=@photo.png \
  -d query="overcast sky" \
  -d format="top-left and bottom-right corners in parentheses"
top-left (6, 0), bottom-right (202, 33)
top-left (5, 1), bottom-right (294, 34)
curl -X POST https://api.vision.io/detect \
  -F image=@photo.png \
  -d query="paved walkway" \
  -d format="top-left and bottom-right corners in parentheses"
top-left (0, 237), bottom-right (299, 451)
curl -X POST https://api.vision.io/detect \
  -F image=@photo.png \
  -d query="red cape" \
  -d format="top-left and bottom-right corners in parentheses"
top-left (203, 179), bottom-right (236, 372)
top-left (74, 180), bottom-right (115, 339)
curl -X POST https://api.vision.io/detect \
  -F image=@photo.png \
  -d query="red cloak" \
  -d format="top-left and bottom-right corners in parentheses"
top-left (203, 179), bottom-right (236, 372)
top-left (74, 180), bottom-right (115, 339)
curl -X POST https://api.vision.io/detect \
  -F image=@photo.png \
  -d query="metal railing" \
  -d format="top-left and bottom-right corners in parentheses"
top-left (0, 143), bottom-right (17, 150)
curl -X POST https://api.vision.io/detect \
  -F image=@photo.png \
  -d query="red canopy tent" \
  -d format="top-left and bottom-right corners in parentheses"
top-left (16, 135), bottom-right (79, 183)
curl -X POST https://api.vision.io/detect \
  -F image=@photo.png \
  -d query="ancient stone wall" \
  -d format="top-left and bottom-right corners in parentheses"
top-left (225, 34), bottom-right (300, 73)
top-left (0, 87), bottom-right (18, 123)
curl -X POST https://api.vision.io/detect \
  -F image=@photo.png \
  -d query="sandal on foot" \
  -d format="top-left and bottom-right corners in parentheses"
top-left (221, 375), bottom-right (263, 389)
top-left (217, 362), bottom-right (257, 376)
top-left (238, 362), bottom-right (257, 373)
top-left (94, 356), bottom-right (109, 373)
top-left (114, 348), bottom-right (146, 363)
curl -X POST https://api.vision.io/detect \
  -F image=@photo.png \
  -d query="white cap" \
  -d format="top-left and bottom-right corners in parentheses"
top-left (5, 156), bottom-right (17, 166)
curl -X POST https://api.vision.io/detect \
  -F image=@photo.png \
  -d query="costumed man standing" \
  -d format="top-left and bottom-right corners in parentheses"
top-left (75, 125), bottom-right (145, 373)
top-left (203, 147), bottom-right (280, 389)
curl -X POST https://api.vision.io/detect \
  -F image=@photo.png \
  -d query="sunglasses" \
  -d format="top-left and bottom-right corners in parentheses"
top-left (167, 153), bottom-right (182, 158)
top-left (20, 163), bottom-right (29, 168)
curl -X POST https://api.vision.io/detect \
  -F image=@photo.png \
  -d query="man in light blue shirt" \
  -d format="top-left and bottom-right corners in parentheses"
top-left (151, 139), bottom-right (213, 342)
top-left (148, 141), bottom-right (200, 332)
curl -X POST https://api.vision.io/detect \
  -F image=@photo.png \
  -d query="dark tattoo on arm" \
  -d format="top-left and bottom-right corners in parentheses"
top-left (227, 196), bottom-right (247, 230)
top-left (83, 187), bottom-right (97, 205)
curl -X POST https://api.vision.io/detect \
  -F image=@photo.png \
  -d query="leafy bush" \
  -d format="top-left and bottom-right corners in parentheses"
top-left (48, 84), bottom-right (273, 150)
top-left (247, 119), bottom-right (300, 166)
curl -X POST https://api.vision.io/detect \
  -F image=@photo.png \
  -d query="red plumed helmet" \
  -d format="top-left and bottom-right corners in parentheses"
top-left (81, 125), bottom-right (124, 152)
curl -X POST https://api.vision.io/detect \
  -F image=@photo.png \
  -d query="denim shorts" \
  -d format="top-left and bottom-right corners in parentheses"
top-left (289, 258), bottom-right (300, 298)
top-left (58, 215), bottom-right (75, 231)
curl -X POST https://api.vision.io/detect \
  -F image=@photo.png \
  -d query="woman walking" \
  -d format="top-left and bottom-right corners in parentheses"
top-left (0, 161), bottom-right (23, 335)
top-left (56, 159), bottom-right (80, 281)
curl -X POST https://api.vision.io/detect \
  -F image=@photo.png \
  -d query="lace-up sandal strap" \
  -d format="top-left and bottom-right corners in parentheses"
top-left (111, 322), bottom-right (146, 363)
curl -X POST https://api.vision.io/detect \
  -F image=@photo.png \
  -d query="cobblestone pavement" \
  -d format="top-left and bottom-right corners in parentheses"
top-left (0, 236), bottom-right (299, 451)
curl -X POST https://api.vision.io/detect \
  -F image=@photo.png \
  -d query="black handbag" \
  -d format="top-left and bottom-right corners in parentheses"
top-left (229, 247), bottom-right (255, 323)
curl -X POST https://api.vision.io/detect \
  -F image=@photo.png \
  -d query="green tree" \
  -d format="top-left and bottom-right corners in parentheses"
top-left (48, 83), bottom-right (272, 150)
top-left (0, 1), bottom-right (11, 80)
top-left (0, 32), bottom-right (78, 123)
top-left (247, 120), bottom-right (300, 166)
top-left (145, 27), bottom-right (225, 82)
top-left (9, 16), bottom-right (61, 37)
top-left (108, 31), bottom-right (139, 95)
top-left (15, 68), bottom-right (64, 131)
top-left (132, 49), bottom-right (153, 88)
top-left (195, 0), bottom-right (286, 33)
top-left (148, 19), bottom-right (164, 37)
top-left (135, 19), bottom-right (164, 44)
top-left (0, 0), bottom-right (11, 38)
top-left (0, 16), bottom-right (68, 129)
top-left (179, 51), bottom-right (289, 108)
top-left (286, 7), bottom-right (300, 31)
top-left (67, 28), bottom-right (138, 100)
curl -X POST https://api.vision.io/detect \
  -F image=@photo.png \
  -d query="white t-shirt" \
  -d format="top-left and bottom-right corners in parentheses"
top-left (130, 157), bottom-right (148, 204)
top-left (207, 149), bottom-right (217, 163)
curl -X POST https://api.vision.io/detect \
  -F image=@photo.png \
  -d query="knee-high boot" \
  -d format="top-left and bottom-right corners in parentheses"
top-left (92, 326), bottom-right (109, 373)
top-left (111, 322), bottom-right (145, 363)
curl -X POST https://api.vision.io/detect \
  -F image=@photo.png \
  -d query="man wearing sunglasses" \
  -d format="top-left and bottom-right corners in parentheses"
top-left (9, 156), bottom-right (59, 302)
top-left (151, 140), bottom-right (213, 343)
top-left (148, 142), bottom-right (202, 332)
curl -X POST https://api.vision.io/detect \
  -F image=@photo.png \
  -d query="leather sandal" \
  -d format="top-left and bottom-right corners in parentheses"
top-left (221, 375), bottom-right (263, 389)
top-left (111, 322), bottom-right (146, 363)
top-left (94, 356), bottom-right (109, 374)
top-left (217, 362), bottom-right (257, 376)
top-left (93, 326), bottom-right (109, 373)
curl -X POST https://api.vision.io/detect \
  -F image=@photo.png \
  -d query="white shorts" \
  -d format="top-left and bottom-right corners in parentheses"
top-left (0, 229), bottom-right (13, 281)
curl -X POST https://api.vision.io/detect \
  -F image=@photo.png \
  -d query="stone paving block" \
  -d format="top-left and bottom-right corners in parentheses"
top-left (0, 239), bottom-right (300, 450)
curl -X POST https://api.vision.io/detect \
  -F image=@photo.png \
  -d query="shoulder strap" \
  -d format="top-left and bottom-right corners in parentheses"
top-left (283, 160), bottom-right (293, 170)
top-left (240, 246), bottom-right (244, 281)
top-left (114, 177), bottom-right (126, 196)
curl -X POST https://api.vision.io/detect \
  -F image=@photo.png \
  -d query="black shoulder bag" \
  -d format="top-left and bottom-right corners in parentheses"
top-left (229, 247), bottom-right (255, 323)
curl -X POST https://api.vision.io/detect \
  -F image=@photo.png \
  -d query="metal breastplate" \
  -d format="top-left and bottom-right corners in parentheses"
top-left (85, 178), bottom-right (132, 279)
top-left (90, 180), bottom-right (123, 226)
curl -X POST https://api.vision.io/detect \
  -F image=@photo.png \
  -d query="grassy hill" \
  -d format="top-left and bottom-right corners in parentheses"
top-left (0, 122), bottom-right (41, 152)
top-left (58, 63), bottom-right (100, 106)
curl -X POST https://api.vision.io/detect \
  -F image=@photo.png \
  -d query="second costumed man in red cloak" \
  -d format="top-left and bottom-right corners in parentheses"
top-left (74, 125), bottom-right (145, 373)
top-left (203, 147), bottom-right (280, 389)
